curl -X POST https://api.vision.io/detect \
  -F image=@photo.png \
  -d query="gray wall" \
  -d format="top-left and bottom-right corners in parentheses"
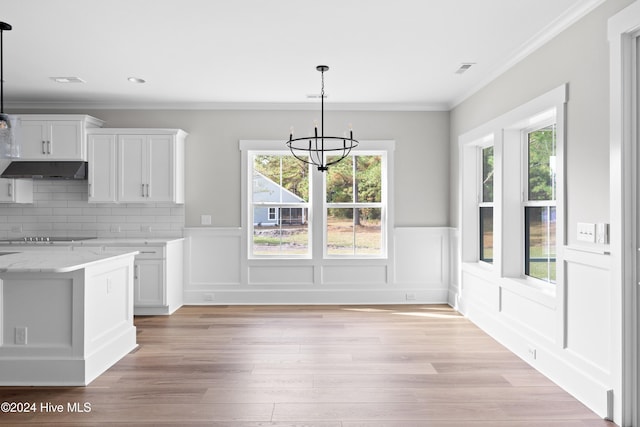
top-left (14, 109), bottom-right (450, 229)
top-left (449, 0), bottom-right (634, 244)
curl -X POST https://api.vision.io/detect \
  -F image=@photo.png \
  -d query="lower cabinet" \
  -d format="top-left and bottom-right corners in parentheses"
top-left (107, 239), bottom-right (184, 315)
top-left (134, 259), bottom-right (164, 307)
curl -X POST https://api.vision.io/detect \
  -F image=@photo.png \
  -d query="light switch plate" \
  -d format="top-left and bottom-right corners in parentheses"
top-left (577, 222), bottom-right (596, 242)
top-left (201, 215), bottom-right (212, 225)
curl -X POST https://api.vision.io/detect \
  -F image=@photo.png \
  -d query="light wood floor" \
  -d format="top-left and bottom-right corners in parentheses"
top-left (1, 305), bottom-right (616, 426)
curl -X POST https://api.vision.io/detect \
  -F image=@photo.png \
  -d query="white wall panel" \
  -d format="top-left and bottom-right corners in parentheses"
top-left (185, 228), bottom-right (241, 285)
top-left (394, 227), bottom-right (449, 286)
top-left (566, 261), bottom-right (611, 370)
top-left (249, 265), bottom-right (314, 285)
top-left (322, 265), bottom-right (387, 285)
top-left (183, 227), bottom-right (452, 304)
top-left (501, 287), bottom-right (555, 341)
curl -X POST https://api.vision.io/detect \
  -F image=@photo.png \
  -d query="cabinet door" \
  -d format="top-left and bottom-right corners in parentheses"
top-left (118, 135), bottom-right (147, 202)
top-left (0, 178), bottom-right (14, 202)
top-left (48, 121), bottom-right (83, 160)
top-left (88, 134), bottom-right (117, 203)
top-left (134, 260), bottom-right (165, 306)
top-left (147, 135), bottom-right (174, 202)
top-left (18, 120), bottom-right (84, 160)
top-left (18, 120), bottom-right (48, 159)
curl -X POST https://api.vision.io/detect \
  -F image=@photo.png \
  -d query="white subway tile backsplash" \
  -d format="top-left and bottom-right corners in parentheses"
top-left (0, 181), bottom-right (184, 239)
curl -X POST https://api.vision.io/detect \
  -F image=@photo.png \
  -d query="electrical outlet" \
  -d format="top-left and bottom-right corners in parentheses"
top-left (527, 346), bottom-right (537, 360)
top-left (203, 293), bottom-right (214, 301)
top-left (201, 215), bottom-right (212, 225)
top-left (141, 225), bottom-right (151, 233)
top-left (15, 326), bottom-right (27, 345)
top-left (405, 293), bottom-right (416, 301)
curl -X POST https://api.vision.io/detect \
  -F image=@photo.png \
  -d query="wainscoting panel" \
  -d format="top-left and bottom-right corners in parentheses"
top-left (322, 265), bottom-right (388, 285)
top-left (565, 252), bottom-right (611, 373)
top-left (249, 265), bottom-right (314, 285)
top-left (456, 245), bottom-right (614, 419)
top-left (183, 227), bottom-right (452, 305)
top-left (394, 227), bottom-right (450, 287)
top-left (185, 228), bottom-right (242, 286)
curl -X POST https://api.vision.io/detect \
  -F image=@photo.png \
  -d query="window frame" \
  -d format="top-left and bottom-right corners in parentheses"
top-left (248, 151), bottom-right (312, 259)
top-left (478, 143), bottom-right (494, 265)
top-left (522, 120), bottom-right (557, 284)
top-left (459, 84), bottom-right (566, 301)
top-left (240, 140), bottom-right (394, 261)
top-left (323, 150), bottom-right (388, 259)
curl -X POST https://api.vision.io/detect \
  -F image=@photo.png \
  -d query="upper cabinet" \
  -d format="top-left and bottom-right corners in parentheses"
top-left (87, 129), bottom-right (186, 204)
top-left (17, 115), bottom-right (104, 161)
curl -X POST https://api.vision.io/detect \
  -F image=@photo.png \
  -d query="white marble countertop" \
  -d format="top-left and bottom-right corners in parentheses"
top-left (78, 237), bottom-right (184, 246)
top-left (0, 237), bottom-right (184, 248)
top-left (0, 249), bottom-right (139, 273)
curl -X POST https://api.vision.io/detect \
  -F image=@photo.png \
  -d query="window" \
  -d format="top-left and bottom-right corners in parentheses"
top-left (243, 141), bottom-right (392, 260)
top-left (250, 154), bottom-right (310, 257)
top-left (479, 146), bottom-right (494, 263)
top-left (523, 124), bottom-right (556, 283)
top-left (325, 154), bottom-right (385, 257)
top-left (459, 84), bottom-right (565, 291)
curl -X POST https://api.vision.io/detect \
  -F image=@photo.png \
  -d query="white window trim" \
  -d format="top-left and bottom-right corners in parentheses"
top-left (459, 84), bottom-right (567, 306)
top-left (240, 139), bottom-right (395, 261)
top-left (323, 149), bottom-right (389, 259)
top-left (478, 142), bottom-right (495, 266)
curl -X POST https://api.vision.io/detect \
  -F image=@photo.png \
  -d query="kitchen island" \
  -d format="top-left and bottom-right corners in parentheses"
top-left (0, 249), bottom-right (138, 385)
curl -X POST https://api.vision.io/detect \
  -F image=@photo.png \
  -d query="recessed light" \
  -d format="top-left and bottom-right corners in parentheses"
top-left (50, 76), bottom-right (85, 83)
top-left (127, 77), bottom-right (146, 84)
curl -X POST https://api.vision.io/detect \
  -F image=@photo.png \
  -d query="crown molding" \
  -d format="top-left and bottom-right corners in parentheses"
top-left (7, 101), bottom-right (449, 112)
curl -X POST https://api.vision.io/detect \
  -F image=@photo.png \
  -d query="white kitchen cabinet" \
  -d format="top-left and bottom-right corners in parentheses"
top-left (107, 239), bottom-right (184, 315)
top-left (87, 128), bottom-right (186, 204)
top-left (87, 134), bottom-right (117, 203)
top-left (0, 177), bottom-right (33, 203)
top-left (134, 259), bottom-right (164, 307)
top-left (17, 115), bottom-right (104, 161)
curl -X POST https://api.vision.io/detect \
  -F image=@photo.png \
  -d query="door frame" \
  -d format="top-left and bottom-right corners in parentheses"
top-left (609, 2), bottom-right (640, 425)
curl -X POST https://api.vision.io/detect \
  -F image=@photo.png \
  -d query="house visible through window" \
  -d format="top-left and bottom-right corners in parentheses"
top-left (251, 154), bottom-right (310, 257)
top-left (524, 124), bottom-right (556, 283)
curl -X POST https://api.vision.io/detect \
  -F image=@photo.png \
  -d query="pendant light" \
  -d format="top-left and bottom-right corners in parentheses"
top-left (0, 21), bottom-right (14, 158)
top-left (286, 65), bottom-right (358, 172)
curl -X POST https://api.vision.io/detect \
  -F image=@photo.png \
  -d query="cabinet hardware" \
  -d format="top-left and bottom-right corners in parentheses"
top-left (141, 184), bottom-right (145, 197)
top-left (134, 265), bottom-right (139, 280)
top-left (42, 140), bottom-right (46, 155)
top-left (7, 182), bottom-right (12, 198)
top-left (145, 183), bottom-right (150, 197)
top-left (47, 140), bottom-right (51, 154)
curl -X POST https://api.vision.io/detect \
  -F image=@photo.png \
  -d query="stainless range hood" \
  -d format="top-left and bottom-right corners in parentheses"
top-left (0, 161), bottom-right (88, 180)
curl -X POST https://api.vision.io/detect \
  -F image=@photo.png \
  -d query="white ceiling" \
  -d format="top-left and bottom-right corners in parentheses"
top-left (1, 0), bottom-right (603, 111)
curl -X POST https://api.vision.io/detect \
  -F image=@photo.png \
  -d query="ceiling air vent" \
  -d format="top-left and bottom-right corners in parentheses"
top-left (455, 63), bottom-right (475, 74)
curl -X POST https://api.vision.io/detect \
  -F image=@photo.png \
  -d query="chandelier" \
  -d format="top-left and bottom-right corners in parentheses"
top-left (0, 21), bottom-right (14, 157)
top-left (286, 65), bottom-right (358, 172)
